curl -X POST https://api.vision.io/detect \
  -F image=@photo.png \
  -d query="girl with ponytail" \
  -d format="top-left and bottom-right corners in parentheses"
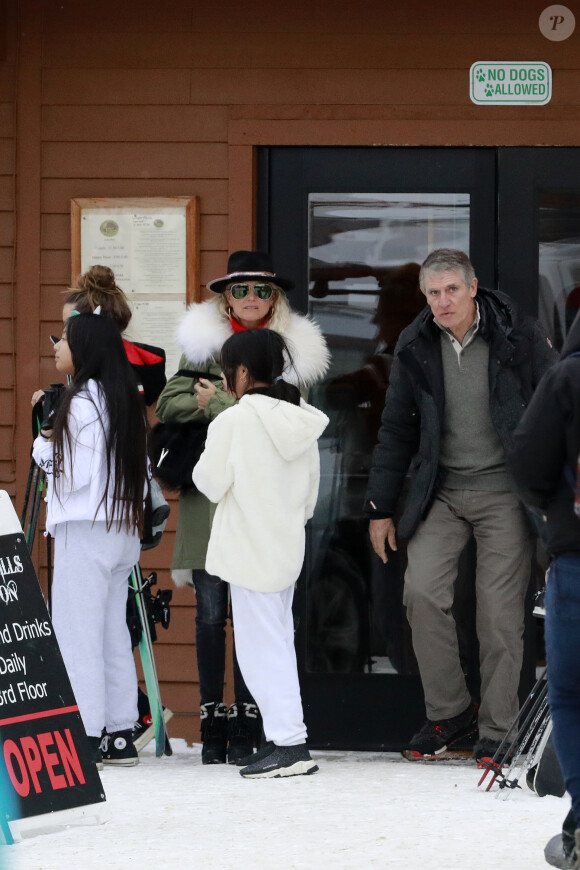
top-left (193, 328), bottom-right (329, 779)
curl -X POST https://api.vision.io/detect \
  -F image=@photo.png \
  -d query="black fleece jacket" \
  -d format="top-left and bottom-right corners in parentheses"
top-left (364, 286), bottom-right (556, 539)
top-left (509, 310), bottom-right (580, 557)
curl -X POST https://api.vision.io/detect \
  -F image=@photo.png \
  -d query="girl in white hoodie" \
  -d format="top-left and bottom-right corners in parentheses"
top-left (192, 329), bottom-right (329, 779)
top-left (32, 313), bottom-right (148, 767)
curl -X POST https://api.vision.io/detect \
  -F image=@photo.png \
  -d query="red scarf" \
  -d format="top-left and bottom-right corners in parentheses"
top-left (229, 316), bottom-right (270, 333)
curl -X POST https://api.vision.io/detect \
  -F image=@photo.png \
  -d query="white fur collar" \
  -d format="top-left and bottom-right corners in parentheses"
top-left (176, 300), bottom-right (330, 386)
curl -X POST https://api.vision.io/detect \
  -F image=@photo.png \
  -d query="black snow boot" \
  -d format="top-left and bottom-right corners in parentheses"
top-left (544, 809), bottom-right (579, 869)
top-left (226, 703), bottom-right (254, 764)
top-left (200, 701), bottom-right (228, 764)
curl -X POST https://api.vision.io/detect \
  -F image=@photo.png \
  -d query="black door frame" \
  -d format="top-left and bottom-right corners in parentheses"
top-left (257, 145), bottom-right (559, 750)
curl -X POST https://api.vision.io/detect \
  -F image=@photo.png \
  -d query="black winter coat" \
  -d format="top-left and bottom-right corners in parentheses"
top-left (509, 310), bottom-right (580, 557)
top-left (364, 287), bottom-right (556, 540)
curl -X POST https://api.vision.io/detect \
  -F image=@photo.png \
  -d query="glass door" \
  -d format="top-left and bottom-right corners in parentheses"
top-left (258, 147), bottom-right (497, 749)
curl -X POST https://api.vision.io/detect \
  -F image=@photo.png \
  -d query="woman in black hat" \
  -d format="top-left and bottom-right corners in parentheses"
top-left (156, 251), bottom-right (329, 764)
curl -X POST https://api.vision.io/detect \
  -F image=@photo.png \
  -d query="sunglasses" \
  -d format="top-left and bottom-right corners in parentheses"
top-left (229, 282), bottom-right (275, 301)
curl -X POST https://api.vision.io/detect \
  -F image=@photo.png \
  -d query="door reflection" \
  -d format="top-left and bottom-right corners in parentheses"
top-left (538, 192), bottom-right (580, 351)
top-left (306, 193), bottom-right (470, 674)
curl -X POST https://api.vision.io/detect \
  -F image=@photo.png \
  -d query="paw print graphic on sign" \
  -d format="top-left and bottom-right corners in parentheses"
top-left (485, 83), bottom-right (494, 97)
top-left (476, 69), bottom-right (486, 82)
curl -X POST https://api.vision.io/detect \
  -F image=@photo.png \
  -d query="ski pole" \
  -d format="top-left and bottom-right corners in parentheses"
top-left (478, 668), bottom-right (546, 789)
top-left (496, 692), bottom-right (550, 798)
top-left (20, 454), bottom-right (36, 529)
top-left (46, 532), bottom-right (53, 616)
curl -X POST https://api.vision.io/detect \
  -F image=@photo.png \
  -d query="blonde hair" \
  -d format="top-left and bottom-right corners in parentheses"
top-left (65, 265), bottom-right (132, 332)
top-left (216, 284), bottom-right (292, 333)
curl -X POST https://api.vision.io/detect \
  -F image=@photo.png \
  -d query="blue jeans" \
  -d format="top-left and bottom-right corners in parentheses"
top-left (191, 569), bottom-right (253, 707)
top-left (545, 555), bottom-right (580, 826)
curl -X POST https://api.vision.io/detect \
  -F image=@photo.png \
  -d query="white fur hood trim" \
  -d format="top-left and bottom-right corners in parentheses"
top-left (176, 300), bottom-right (232, 366)
top-left (176, 300), bottom-right (330, 386)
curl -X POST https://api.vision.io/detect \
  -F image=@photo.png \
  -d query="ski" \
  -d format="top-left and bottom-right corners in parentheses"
top-left (526, 720), bottom-right (566, 798)
top-left (129, 563), bottom-right (172, 757)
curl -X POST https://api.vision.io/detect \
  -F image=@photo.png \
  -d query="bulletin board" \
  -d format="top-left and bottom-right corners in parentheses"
top-left (70, 196), bottom-right (199, 377)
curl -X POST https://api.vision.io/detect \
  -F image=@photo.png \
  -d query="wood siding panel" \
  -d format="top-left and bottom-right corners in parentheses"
top-left (136, 644), bottom-right (197, 684)
top-left (0, 246), bottom-right (13, 281)
top-left (0, 389), bottom-right (14, 424)
top-left (0, 285), bottom-right (14, 313)
top-left (43, 143), bottom-right (228, 178)
top-left (41, 33), bottom-right (580, 70)
top-left (229, 104), bottom-right (580, 122)
top-left (0, 138), bottom-right (13, 172)
top-left (42, 179), bottom-right (228, 215)
top-left (188, 68), bottom-right (465, 106)
top-left (42, 105), bottom-right (228, 142)
top-left (43, 33), bottom-right (195, 69)
top-left (0, 211), bottom-right (13, 243)
top-left (0, 69), bottom-right (14, 103)
top-left (0, 103), bottom-right (13, 135)
top-left (0, 318), bottom-right (13, 353)
top-left (40, 249), bottom-right (68, 284)
top-left (190, 68), bottom-right (580, 107)
top-left (189, 0), bottom-right (540, 35)
top-left (154, 607), bottom-right (196, 646)
top-left (43, 0), bottom-right (193, 33)
top-left (42, 69), bottom-right (191, 106)
top-left (201, 214), bottom-right (228, 250)
top-left (0, 176), bottom-right (13, 211)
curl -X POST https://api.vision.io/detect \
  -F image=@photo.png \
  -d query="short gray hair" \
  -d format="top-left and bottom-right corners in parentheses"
top-left (419, 249), bottom-right (476, 292)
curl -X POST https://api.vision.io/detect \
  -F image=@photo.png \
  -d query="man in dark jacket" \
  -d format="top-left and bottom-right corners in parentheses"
top-left (365, 248), bottom-right (555, 761)
top-left (510, 311), bottom-right (580, 870)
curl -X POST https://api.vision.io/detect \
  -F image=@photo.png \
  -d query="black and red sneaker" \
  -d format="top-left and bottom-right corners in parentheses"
top-left (474, 736), bottom-right (503, 766)
top-left (403, 704), bottom-right (478, 760)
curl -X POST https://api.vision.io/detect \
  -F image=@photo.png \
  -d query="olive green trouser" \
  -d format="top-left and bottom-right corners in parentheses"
top-left (403, 487), bottom-right (533, 740)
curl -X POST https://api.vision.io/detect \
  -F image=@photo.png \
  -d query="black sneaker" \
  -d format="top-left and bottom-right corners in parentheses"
top-left (403, 704), bottom-right (478, 760)
top-left (100, 729), bottom-right (139, 766)
top-left (200, 701), bottom-right (228, 764)
top-left (87, 736), bottom-right (104, 770)
top-left (240, 744), bottom-right (319, 779)
top-left (234, 740), bottom-right (275, 768)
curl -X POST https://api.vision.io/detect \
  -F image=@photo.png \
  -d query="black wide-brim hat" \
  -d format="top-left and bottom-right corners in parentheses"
top-left (207, 250), bottom-right (294, 294)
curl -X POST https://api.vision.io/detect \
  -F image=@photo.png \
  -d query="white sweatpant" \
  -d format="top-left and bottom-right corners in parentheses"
top-left (229, 584), bottom-right (307, 746)
top-left (52, 520), bottom-right (141, 738)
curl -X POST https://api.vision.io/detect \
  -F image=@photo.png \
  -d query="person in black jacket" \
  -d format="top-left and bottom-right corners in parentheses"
top-left (365, 249), bottom-right (556, 762)
top-left (510, 310), bottom-right (580, 870)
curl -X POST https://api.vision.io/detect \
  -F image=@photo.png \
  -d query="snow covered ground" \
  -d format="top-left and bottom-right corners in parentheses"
top-left (8, 740), bottom-right (568, 870)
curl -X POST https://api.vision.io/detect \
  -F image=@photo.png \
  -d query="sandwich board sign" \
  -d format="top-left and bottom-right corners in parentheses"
top-left (0, 491), bottom-right (107, 841)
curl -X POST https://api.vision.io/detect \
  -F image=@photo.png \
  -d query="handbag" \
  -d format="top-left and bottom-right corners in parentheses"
top-left (151, 370), bottom-right (222, 493)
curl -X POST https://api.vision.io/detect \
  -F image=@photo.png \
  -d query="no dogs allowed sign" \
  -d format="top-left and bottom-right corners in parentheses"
top-left (0, 492), bottom-right (106, 840)
top-left (470, 62), bottom-right (552, 105)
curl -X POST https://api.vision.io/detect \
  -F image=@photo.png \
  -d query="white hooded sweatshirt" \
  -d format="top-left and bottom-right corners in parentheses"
top-left (192, 393), bottom-right (329, 593)
top-left (32, 380), bottom-right (119, 536)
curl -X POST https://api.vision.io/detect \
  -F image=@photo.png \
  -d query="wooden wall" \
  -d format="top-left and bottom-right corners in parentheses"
top-left (4, 0), bottom-right (580, 744)
top-left (0, 0), bottom-right (16, 495)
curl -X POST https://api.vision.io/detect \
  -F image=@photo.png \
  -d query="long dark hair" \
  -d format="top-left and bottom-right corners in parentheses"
top-left (52, 314), bottom-right (147, 532)
top-left (220, 328), bottom-right (301, 406)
